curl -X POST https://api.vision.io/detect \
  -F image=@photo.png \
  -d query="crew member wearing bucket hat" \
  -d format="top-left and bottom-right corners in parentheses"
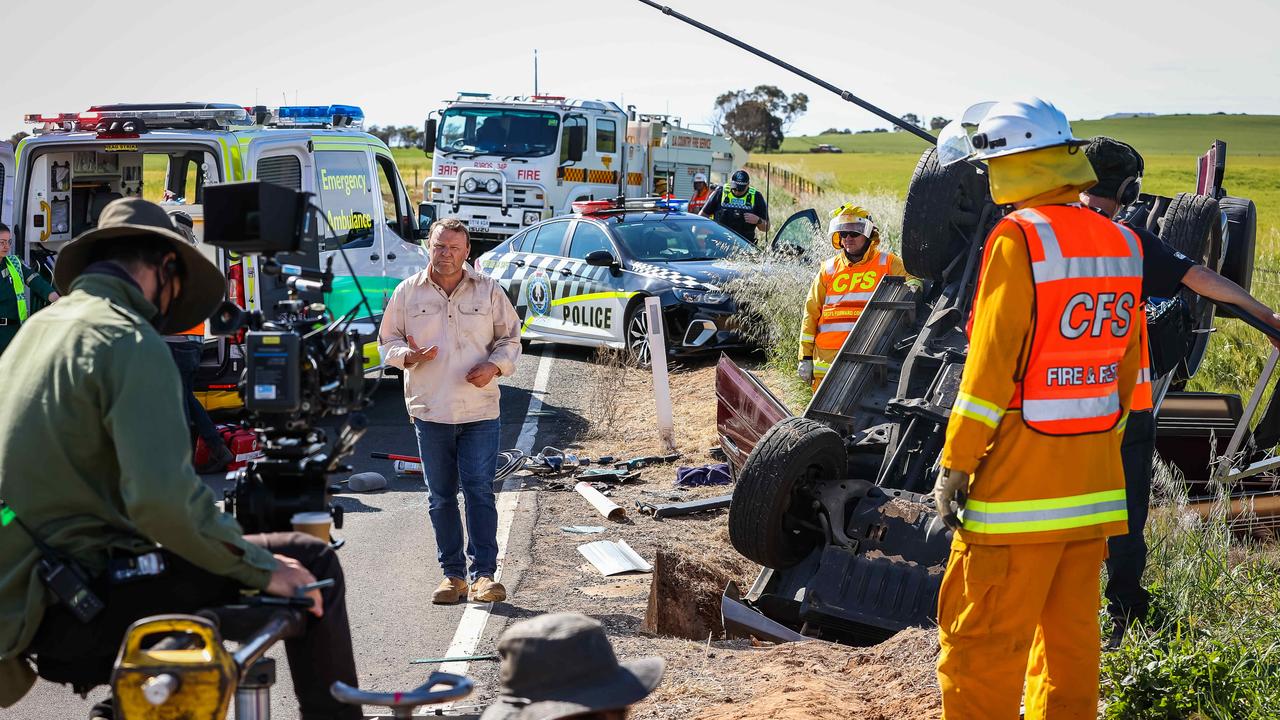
top-left (932, 98), bottom-right (1144, 718)
top-left (0, 198), bottom-right (361, 719)
top-left (798, 203), bottom-right (920, 390)
top-left (481, 613), bottom-right (664, 720)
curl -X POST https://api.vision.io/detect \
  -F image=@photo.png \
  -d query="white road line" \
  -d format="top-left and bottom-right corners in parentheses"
top-left (438, 346), bottom-right (555, 682)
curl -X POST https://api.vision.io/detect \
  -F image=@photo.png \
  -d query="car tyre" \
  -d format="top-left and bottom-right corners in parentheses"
top-left (1218, 195), bottom-right (1257, 294)
top-left (624, 299), bottom-right (652, 367)
top-left (900, 147), bottom-right (992, 281)
top-left (1159, 192), bottom-right (1223, 380)
top-left (729, 416), bottom-right (846, 569)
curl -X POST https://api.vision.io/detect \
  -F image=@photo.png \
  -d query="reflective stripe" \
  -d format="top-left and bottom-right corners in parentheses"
top-left (4, 257), bottom-right (28, 322)
top-left (799, 332), bottom-right (815, 342)
top-left (1021, 392), bottom-right (1119, 422)
top-left (1018, 208), bottom-right (1143, 282)
top-left (1136, 368), bottom-right (1151, 384)
top-left (959, 489), bottom-right (1128, 535)
top-left (813, 358), bottom-right (832, 370)
top-left (1116, 412), bottom-right (1129, 434)
top-left (817, 321), bottom-right (858, 333)
top-left (823, 255), bottom-right (841, 274)
top-left (823, 291), bottom-right (875, 305)
top-left (953, 392), bottom-right (1004, 429)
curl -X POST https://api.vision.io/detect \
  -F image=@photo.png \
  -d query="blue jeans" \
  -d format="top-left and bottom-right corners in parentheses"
top-left (168, 339), bottom-right (221, 446)
top-left (412, 418), bottom-right (501, 581)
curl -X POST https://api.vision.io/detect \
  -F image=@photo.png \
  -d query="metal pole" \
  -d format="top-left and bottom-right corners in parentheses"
top-left (534, 49), bottom-right (539, 96)
top-left (765, 162), bottom-right (770, 201)
top-left (635, 0), bottom-right (936, 145)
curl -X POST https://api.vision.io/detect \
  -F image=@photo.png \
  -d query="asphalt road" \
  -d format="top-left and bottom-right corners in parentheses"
top-left (14, 341), bottom-right (597, 719)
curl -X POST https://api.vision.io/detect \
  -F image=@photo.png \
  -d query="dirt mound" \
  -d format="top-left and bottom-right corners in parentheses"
top-left (690, 629), bottom-right (941, 720)
top-left (643, 539), bottom-right (755, 640)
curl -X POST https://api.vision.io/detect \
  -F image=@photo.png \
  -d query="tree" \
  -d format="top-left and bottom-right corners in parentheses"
top-left (366, 124), bottom-right (394, 145)
top-left (7, 131), bottom-right (29, 145)
top-left (397, 125), bottom-right (422, 149)
top-left (894, 113), bottom-right (922, 132)
top-left (929, 116), bottom-right (951, 130)
top-left (713, 85), bottom-right (809, 152)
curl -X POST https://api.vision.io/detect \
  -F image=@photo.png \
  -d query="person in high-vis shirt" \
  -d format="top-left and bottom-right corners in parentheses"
top-left (931, 98), bottom-right (1143, 719)
top-left (0, 223), bottom-right (60, 355)
top-left (798, 204), bottom-right (920, 389)
top-left (1080, 136), bottom-right (1280, 647)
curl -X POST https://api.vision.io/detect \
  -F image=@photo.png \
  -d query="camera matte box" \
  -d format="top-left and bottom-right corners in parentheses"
top-left (204, 181), bottom-right (305, 254)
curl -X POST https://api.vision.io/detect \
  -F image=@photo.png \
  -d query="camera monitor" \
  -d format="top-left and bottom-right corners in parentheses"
top-left (204, 181), bottom-right (308, 254)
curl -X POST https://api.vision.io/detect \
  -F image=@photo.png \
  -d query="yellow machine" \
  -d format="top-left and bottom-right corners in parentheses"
top-left (111, 615), bottom-right (236, 720)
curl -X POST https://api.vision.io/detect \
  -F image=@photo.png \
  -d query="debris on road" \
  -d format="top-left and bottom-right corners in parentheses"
top-left (409, 653), bottom-right (500, 665)
top-left (637, 494), bottom-right (733, 519)
top-left (392, 460), bottom-right (422, 475)
top-left (575, 481), bottom-right (626, 520)
top-left (576, 468), bottom-right (641, 483)
top-left (344, 471), bottom-right (387, 493)
top-left (720, 581), bottom-right (805, 643)
top-left (674, 463), bottom-right (732, 487)
top-left (495, 449), bottom-right (526, 482)
top-left (615, 453), bottom-right (681, 471)
top-left (578, 539), bottom-right (652, 576)
top-left (560, 525), bottom-right (606, 535)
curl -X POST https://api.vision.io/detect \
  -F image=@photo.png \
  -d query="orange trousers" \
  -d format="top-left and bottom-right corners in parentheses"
top-left (936, 537), bottom-right (1107, 719)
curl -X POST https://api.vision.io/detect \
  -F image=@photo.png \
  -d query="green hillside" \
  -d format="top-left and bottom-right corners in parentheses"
top-left (781, 114), bottom-right (1280, 157)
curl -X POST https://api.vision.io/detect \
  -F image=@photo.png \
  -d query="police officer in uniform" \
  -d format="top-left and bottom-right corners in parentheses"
top-left (0, 223), bottom-right (60, 355)
top-left (698, 169), bottom-right (769, 242)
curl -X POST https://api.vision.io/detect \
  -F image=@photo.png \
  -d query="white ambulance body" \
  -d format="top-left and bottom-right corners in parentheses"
top-left (422, 94), bottom-right (746, 253)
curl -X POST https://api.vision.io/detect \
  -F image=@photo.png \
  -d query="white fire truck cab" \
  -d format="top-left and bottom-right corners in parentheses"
top-left (422, 93), bottom-right (746, 256)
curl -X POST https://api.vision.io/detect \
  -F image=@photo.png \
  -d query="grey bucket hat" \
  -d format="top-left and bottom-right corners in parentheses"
top-left (479, 613), bottom-right (664, 720)
top-left (54, 197), bottom-right (225, 334)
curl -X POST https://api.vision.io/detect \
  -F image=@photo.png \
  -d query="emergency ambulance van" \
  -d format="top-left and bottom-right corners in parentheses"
top-left (13, 103), bottom-right (426, 408)
top-left (1, 141), bottom-right (14, 226)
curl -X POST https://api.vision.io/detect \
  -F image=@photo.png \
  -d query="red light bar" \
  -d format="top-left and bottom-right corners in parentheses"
top-left (572, 199), bottom-right (615, 215)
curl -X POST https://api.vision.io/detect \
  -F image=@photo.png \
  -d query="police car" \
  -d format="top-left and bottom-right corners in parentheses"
top-left (476, 197), bottom-right (764, 364)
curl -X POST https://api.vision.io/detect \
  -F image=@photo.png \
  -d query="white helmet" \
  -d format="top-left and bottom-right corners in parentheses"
top-left (938, 97), bottom-right (1085, 166)
top-left (693, 172), bottom-right (707, 184)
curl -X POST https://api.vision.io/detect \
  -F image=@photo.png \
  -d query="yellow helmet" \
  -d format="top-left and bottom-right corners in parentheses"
top-left (828, 203), bottom-right (878, 249)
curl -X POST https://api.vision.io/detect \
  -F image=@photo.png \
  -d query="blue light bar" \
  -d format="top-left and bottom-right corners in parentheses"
top-left (656, 198), bottom-right (688, 212)
top-left (270, 104), bottom-right (365, 129)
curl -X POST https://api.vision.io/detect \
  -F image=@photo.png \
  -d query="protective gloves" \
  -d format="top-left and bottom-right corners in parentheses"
top-left (932, 467), bottom-right (970, 531)
top-left (798, 358), bottom-right (814, 384)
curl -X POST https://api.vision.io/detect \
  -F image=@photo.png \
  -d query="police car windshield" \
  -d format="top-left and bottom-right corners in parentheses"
top-left (613, 218), bottom-right (755, 262)
top-left (438, 108), bottom-right (560, 158)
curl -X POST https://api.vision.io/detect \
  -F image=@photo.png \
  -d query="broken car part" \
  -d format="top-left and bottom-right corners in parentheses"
top-left (574, 482), bottom-right (626, 521)
top-left (637, 494), bottom-right (733, 519)
top-left (578, 539), bottom-right (652, 576)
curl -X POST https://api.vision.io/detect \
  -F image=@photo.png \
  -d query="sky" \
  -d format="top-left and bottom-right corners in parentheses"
top-left (3, 0), bottom-right (1278, 140)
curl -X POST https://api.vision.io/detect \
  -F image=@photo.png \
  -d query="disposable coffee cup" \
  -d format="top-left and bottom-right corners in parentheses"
top-left (291, 512), bottom-right (332, 542)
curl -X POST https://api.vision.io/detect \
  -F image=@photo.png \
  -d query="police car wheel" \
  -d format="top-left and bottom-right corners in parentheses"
top-left (625, 301), bottom-right (652, 367)
top-left (729, 416), bottom-right (846, 569)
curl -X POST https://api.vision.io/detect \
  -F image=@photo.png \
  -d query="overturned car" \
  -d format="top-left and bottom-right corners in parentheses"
top-left (718, 141), bottom-right (1265, 645)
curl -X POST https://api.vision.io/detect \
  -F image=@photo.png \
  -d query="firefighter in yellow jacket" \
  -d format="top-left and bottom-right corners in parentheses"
top-left (931, 98), bottom-right (1144, 719)
top-left (798, 204), bottom-right (920, 389)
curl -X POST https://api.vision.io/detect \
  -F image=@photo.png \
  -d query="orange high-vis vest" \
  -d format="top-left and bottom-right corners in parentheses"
top-left (689, 186), bottom-right (711, 215)
top-left (175, 323), bottom-right (206, 336)
top-left (1131, 307), bottom-right (1154, 412)
top-left (814, 251), bottom-right (894, 350)
top-left (1001, 206), bottom-right (1144, 435)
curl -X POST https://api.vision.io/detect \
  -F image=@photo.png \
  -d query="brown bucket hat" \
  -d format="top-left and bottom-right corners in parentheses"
top-left (479, 613), bottom-right (664, 720)
top-left (54, 197), bottom-right (225, 333)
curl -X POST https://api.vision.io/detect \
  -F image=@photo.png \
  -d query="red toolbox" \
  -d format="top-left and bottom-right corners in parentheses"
top-left (194, 425), bottom-right (263, 471)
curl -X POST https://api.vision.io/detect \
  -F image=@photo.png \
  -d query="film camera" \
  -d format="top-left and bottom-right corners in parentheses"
top-left (201, 181), bottom-right (371, 538)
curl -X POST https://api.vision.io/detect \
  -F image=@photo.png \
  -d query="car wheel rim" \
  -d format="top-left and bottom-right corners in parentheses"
top-left (628, 311), bottom-right (650, 366)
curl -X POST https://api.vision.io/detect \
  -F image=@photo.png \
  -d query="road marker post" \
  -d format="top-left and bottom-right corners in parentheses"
top-left (645, 296), bottom-right (676, 453)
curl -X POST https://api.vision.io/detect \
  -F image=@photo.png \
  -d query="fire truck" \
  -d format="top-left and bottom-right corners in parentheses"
top-left (421, 93), bottom-right (747, 255)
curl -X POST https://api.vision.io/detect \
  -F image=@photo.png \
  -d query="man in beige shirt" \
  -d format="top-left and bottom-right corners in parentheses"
top-left (380, 218), bottom-right (521, 604)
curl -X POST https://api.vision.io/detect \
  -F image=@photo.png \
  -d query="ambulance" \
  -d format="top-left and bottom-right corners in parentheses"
top-left (421, 93), bottom-right (746, 256)
top-left (11, 103), bottom-right (427, 408)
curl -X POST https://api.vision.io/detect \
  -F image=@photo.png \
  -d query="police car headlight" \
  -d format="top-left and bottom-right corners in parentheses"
top-left (675, 288), bottom-right (730, 305)
top-left (485, 179), bottom-right (501, 194)
top-left (463, 178), bottom-right (479, 193)
top-left (523, 211), bottom-right (541, 225)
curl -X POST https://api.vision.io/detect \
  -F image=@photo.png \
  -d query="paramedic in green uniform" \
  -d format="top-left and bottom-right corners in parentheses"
top-left (0, 223), bottom-right (60, 355)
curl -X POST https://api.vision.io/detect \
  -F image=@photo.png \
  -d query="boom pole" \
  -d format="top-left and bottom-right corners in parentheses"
top-left (635, 0), bottom-right (937, 145)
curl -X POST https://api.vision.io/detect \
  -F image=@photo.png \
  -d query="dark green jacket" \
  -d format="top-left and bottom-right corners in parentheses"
top-left (0, 272), bottom-right (276, 707)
